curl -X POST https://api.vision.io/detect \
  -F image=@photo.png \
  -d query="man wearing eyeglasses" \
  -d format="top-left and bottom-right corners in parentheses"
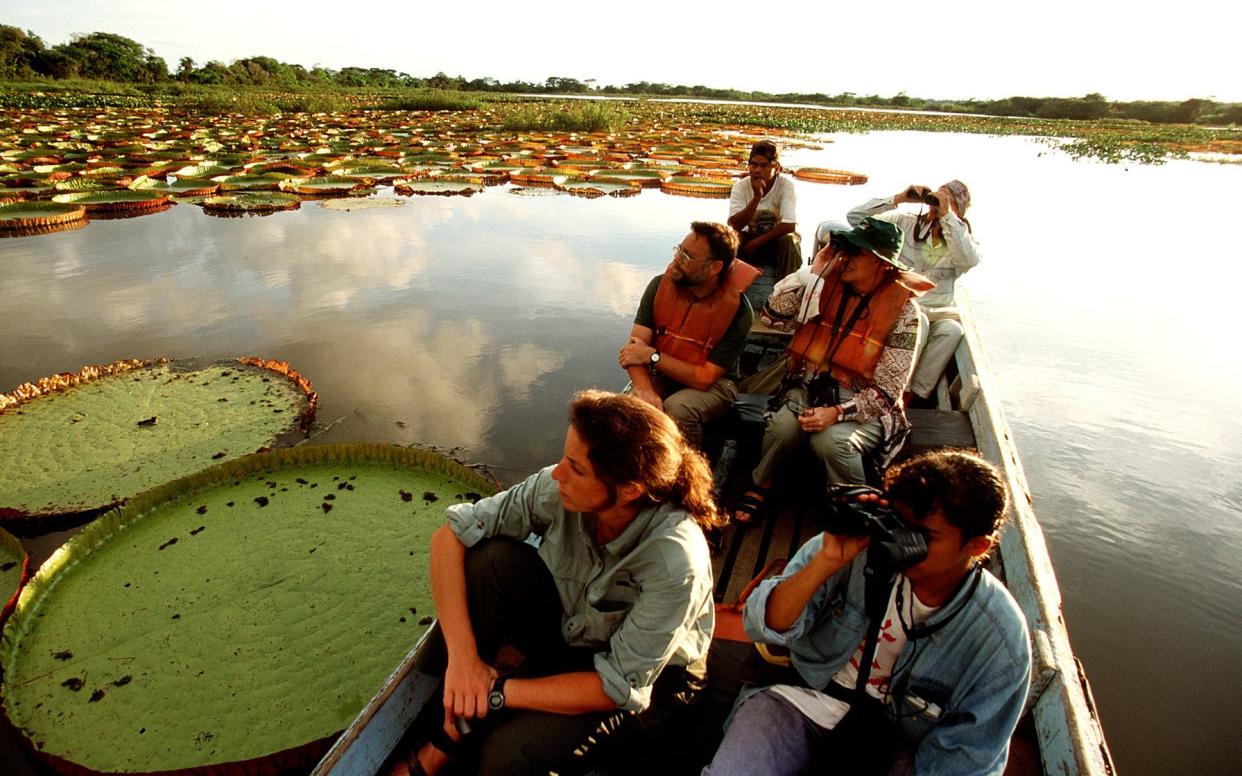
top-left (728, 140), bottom-right (802, 281)
top-left (618, 222), bottom-right (758, 446)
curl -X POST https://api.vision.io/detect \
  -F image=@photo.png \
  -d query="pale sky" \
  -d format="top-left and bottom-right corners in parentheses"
top-left (2, 0), bottom-right (1238, 102)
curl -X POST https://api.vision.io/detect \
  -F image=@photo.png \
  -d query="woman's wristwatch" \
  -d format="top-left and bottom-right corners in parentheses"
top-left (488, 676), bottom-right (508, 711)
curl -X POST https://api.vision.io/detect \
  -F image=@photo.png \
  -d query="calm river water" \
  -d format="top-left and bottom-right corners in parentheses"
top-left (2, 131), bottom-right (1240, 774)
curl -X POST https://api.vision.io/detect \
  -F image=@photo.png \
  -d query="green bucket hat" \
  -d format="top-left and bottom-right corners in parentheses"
top-left (830, 216), bottom-right (907, 268)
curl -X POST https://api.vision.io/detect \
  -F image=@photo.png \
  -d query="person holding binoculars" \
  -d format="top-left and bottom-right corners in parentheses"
top-left (705, 450), bottom-right (1031, 776)
top-left (847, 181), bottom-right (981, 405)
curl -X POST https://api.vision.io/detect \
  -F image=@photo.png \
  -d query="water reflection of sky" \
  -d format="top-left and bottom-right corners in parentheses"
top-left (3, 133), bottom-right (1242, 773)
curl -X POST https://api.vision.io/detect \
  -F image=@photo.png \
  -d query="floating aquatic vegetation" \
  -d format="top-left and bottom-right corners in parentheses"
top-left (49, 190), bottom-right (170, 212)
top-left (278, 177), bottom-right (368, 196)
top-left (0, 202), bottom-right (87, 230)
top-left (201, 192), bottom-right (301, 213)
top-left (393, 179), bottom-right (483, 197)
top-left (659, 176), bottom-right (734, 199)
top-left (0, 358), bottom-right (318, 523)
top-left (561, 181), bottom-right (641, 198)
top-left (0, 443), bottom-right (495, 775)
top-left (0, 526), bottom-right (28, 625)
top-left (791, 167), bottom-right (869, 185)
top-left (129, 176), bottom-right (220, 197)
top-left (319, 196), bottom-right (405, 211)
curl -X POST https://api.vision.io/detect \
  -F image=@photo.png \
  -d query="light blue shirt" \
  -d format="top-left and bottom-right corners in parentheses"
top-left (447, 467), bottom-right (714, 712)
top-left (744, 534), bottom-right (1031, 776)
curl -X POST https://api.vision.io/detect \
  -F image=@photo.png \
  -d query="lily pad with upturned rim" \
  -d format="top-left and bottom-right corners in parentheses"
top-left (0, 202), bottom-right (87, 230)
top-left (201, 193), bottom-right (302, 213)
top-left (49, 190), bottom-right (170, 212)
top-left (0, 358), bottom-right (318, 523)
top-left (0, 526), bottom-right (29, 625)
top-left (0, 443), bottom-right (496, 775)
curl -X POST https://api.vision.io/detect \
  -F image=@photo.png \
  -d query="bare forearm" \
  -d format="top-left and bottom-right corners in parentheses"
top-left (505, 671), bottom-right (617, 715)
top-left (656, 353), bottom-right (722, 392)
top-left (729, 198), bottom-right (759, 230)
top-left (430, 524), bottom-right (478, 655)
top-left (764, 552), bottom-right (846, 632)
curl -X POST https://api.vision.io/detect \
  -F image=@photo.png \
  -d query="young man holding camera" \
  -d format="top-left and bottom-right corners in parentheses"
top-left (705, 450), bottom-right (1031, 775)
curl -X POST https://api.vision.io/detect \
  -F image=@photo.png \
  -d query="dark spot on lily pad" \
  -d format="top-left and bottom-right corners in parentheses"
top-left (419, 616), bottom-right (434, 625)
top-left (196, 505), bottom-right (208, 514)
top-left (113, 675), bottom-right (132, 687)
top-left (226, 501), bottom-right (235, 507)
top-left (217, 397), bottom-right (228, 402)
top-left (137, 416), bottom-right (158, 427)
top-left (465, 492), bottom-right (482, 503)
top-left (399, 616), bottom-right (406, 623)
top-left (89, 689), bottom-right (105, 703)
top-left (172, 613), bottom-right (181, 619)
top-left (0, 561), bottom-right (15, 572)
top-left (400, 490), bottom-right (412, 502)
top-left (337, 482), bottom-right (348, 490)
top-left (296, 478), bottom-right (308, 485)
top-left (212, 452), bottom-right (226, 460)
top-left (54, 650), bottom-right (73, 661)
top-left (62, 678), bottom-right (84, 691)
top-left (422, 491), bottom-right (438, 503)
top-left (324, 493), bottom-right (335, 501)
top-left (190, 526), bottom-right (205, 536)
top-left (409, 607), bottom-right (417, 615)
top-left (345, 483), bottom-right (355, 491)
top-left (321, 503), bottom-right (333, 513)
top-left (158, 537), bottom-right (178, 551)
top-left (254, 496), bottom-right (269, 507)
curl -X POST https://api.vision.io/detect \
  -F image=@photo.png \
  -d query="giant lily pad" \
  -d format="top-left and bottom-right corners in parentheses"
top-left (0, 525), bottom-right (28, 624)
top-left (201, 193), bottom-right (301, 213)
top-left (393, 179), bottom-right (482, 197)
top-left (0, 202), bottom-right (87, 230)
top-left (659, 176), bottom-right (734, 199)
top-left (0, 358), bottom-right (318, 522)
top-left (791, 167), bottom-right (868, 185)
top-left (49, 190), bottom-right (169, 212)
top-left (1, 443), bottom-right (496, 775)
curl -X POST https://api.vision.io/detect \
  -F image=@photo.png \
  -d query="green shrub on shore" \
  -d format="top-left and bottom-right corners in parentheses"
top-left (500, 101), bottom-right (629, 133)
top-left (376, 90), bottom-right (482, 111)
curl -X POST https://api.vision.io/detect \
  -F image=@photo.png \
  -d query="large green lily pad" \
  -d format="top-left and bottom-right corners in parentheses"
top-left (201, 193), bottom-right (301, 213)
top-left (1, 443), bottom-right (496, 774)
top-left (49, 190), bottom-right (169, 212)
top-left (0, 525), bottom-right (27, 624)
top-left (0, 202), bottom-right (87, 230)
top-left (0, 358), bottom-right (318, 521)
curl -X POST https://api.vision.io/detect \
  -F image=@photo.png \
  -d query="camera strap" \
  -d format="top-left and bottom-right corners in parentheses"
top-left (852, 560), bottom-right (899, 700)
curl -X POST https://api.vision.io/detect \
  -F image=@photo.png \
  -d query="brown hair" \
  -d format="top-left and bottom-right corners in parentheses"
top-left (568, 390), bottom-right (724, 529)
top-left (690, 221), bottom-right (739, 271)
top-left (884, 449), bottom-right (1009, 549)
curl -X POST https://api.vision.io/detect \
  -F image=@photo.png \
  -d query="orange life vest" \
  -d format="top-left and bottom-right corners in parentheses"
top-left (786, 263), bottom-right (913, 384)
top-left (652, 260), bottom-right (760, 366)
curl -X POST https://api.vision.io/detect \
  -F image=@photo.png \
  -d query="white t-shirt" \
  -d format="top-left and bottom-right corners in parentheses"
top-left (768, 577), bottom-right (938, 730)
top-left (729, 174), bottom-right (797, 231)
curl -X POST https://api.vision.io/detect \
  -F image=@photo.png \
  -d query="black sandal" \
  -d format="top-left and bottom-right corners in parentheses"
top-left (398, 725), bottom-right (463, 776)
top-left (733, 487), bottom-right (770, 525)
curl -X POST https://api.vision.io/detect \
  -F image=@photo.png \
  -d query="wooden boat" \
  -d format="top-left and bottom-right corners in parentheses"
top-left (313, 289), bottom-right (1114, 776)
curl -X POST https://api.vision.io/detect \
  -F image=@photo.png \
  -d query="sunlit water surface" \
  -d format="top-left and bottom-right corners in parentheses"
top-left (2, 132), bottom-right (1240, 774)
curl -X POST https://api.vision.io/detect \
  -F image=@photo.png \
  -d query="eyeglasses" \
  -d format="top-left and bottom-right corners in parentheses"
top-left (673, 245), bottom-right (709, 265)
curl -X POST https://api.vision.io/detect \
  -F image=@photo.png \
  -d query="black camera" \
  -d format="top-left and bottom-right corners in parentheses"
top-left (825, 484), bottom-right (929, 571)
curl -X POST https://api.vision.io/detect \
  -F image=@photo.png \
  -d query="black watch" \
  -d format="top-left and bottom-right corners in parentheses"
top-left (649, 351), bottom-right (661, 366)
top-left (488, 676), bottom-right (508, 711)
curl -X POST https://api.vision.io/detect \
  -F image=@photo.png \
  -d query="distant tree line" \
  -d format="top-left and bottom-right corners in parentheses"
top-left (3, 25), bottom-right (1239, 126)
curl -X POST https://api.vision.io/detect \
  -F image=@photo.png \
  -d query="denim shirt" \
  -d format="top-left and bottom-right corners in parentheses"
top-left (744, 534), bottom-right (1031, 776)
top-left (447, 467), bottom-right (714, 713)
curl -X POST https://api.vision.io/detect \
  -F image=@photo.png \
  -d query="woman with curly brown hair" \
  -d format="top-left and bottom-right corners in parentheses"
top-left (391, 390), bottom-right (720, 776)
